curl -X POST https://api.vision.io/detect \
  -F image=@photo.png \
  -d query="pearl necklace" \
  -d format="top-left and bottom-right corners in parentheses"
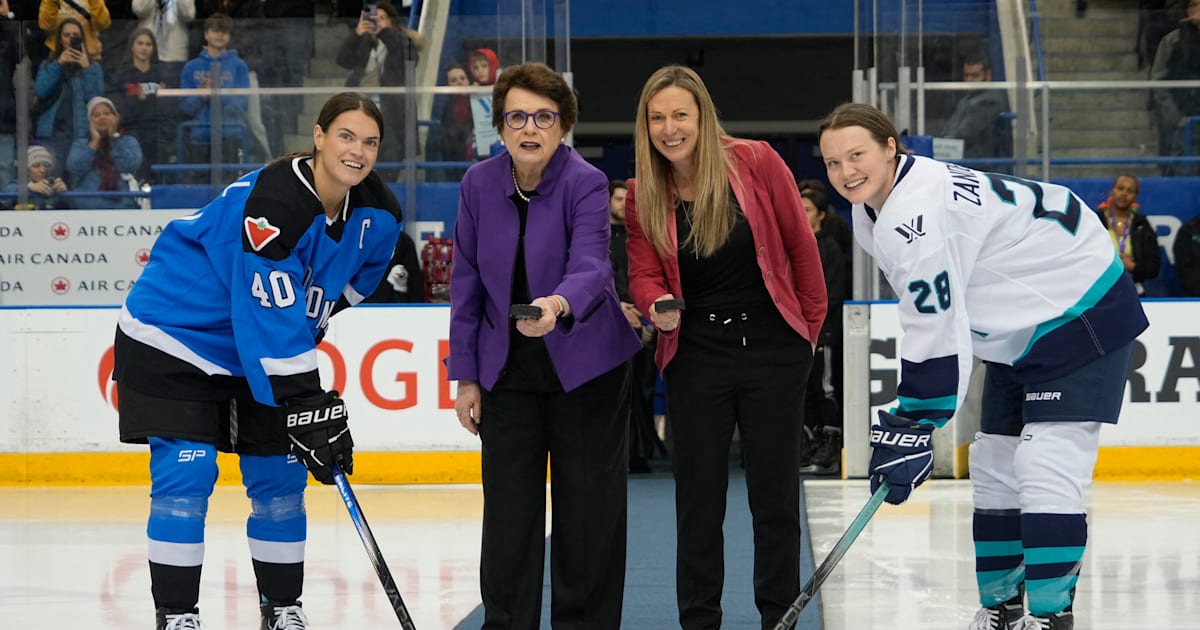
top-left (512, 166), bottom-right (533, 203)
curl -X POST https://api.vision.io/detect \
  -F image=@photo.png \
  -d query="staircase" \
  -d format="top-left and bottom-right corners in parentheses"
top-left (283, 0), bottom-right (450, 159)
top-left (1035, 0), bottom-right (1158, 178)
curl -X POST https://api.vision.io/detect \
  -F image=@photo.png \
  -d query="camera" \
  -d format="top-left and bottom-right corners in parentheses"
top-left (68, 34), bottom-right (83, 52)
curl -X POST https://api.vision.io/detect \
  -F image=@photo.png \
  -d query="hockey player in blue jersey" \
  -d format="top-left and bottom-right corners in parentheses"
top-left (818, 103), bottom-right (1147, 630)
top-left (113, 92), bottom-right (403, 630)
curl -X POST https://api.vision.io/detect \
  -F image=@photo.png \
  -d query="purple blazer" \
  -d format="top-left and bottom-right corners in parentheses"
top-left (447, 145), bottom-right (642, 392)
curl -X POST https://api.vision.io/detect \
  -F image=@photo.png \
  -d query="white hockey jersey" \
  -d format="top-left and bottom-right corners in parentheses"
top-left (854, 155), bottom-right (1147, 428)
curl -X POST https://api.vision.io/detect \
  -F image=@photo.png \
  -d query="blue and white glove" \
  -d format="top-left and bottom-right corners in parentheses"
top-left (868, 410), bottom-right (934, 505)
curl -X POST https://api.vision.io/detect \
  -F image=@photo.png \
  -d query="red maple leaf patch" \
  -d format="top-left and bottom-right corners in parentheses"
top-left (244, 216), bottom-right (281, 251)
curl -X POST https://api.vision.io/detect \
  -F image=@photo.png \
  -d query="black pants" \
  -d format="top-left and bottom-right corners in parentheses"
top-left (665, 308), bottom-right (813, 630)
top-left (479, 363), bottom-right (630, 629)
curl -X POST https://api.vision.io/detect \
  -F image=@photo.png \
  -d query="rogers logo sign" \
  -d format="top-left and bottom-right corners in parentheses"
top-left (98, 346), bottom-right (119, 410)
top-left (95, 339), bottom-right (456, 411)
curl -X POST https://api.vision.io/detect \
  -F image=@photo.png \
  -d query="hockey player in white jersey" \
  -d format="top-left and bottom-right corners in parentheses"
top-left (114, 93), bottom-right (403, 630)
top-left (818, 103), bottom-right (1147, 630)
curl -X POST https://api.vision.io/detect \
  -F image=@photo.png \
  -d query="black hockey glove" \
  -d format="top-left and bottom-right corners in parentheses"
top-left (868, 410), bottom-right (934, 505)
top-left (283, 391), bottom-right (354, 484)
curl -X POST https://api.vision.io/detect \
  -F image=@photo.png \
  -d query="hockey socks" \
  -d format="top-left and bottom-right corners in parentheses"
top-left (973, 508), bottom-right (1024, 607)
top-left (1023, 512), bottom-right (1086, 616)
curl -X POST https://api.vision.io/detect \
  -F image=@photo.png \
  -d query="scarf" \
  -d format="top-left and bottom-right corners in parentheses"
top-left (94, 133), bottom-right (118, 190)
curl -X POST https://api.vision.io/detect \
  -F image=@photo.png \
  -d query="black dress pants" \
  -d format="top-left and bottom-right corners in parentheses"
top-left (665, 309), bottom-right (813, 630)
top-left (479, 363), bottom-right (630, 629)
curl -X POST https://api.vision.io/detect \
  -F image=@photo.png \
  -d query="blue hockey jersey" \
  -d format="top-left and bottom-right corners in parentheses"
top-left (115, 157), bottom-right (403, 406)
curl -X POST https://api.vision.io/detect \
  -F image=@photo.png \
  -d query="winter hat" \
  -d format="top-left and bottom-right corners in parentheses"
top-left (86, 96), bottom-right (118, 119)
top-left (27, 145), bottom-right (53, 168)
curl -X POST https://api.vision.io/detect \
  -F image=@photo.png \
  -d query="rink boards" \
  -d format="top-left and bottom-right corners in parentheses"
top-left (0, 302), bottom-right (1197, 484)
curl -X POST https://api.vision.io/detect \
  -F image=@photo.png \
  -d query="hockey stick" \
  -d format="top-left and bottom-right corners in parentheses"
top-left (331, 463), bottom-right (418, 629)
top-left (772, 481), bottom-right (889, 630)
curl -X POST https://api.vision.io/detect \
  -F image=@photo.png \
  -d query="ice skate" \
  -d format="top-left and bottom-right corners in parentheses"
top-left (261, 601), bottom-right (309, 630)
top-left (156, 607), bottom-right (204, 630)
top-left (968, 593), bottom-right (1025, 630)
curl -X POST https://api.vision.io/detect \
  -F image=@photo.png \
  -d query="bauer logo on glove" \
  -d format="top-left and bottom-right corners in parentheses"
top-left (868, 410), bottom-right (935, 505)
top-left (869, 427), bottom-right (932, 449)
top-left (285, 399), bottom-right (348, 428)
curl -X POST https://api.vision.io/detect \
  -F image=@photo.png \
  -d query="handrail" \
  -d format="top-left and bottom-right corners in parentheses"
top-left (1028, 0), bottom-right (1047, 82)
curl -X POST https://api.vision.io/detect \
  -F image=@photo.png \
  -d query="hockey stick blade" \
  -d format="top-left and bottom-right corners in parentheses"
top-left (332, 463), bottom-right (418, 629)
top-left (772, 482), bottom-right (889, 630)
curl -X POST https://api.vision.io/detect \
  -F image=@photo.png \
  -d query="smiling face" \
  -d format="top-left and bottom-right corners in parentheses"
top-left (312, 108), bottom-right (380, 189)
top-left (819, 125), bottom-right (898, 210)
top-left (646, 85), bottom-right (699, 172)
top-left (500, 87), bottom-right (563, 176)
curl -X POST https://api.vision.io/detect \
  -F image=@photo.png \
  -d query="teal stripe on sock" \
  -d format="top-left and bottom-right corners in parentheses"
top-left (976, 567), bottom-right (1025, 608)
top-left (1025, 545), bottom-right (1086, 566)
top-left (975, 540), bottom-right (1024, 558)
top-left (1026, 575), bottom-right (1079, 616)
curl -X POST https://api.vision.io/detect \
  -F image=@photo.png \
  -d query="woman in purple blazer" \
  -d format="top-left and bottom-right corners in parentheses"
top-left (446, 63), bottom-right (642, 629)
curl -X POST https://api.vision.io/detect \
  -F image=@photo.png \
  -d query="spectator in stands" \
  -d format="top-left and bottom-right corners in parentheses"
top-left (941, 51), bottom-right (1010, 160)
top-left (609, 179), bottom-right (663, 474)
top-left (364, 231), bottom-right (425, 303)
top-left (336, 1), bottom-right (422, 171)
top-left (34, 18), bottom-right (105, 173)
top-left (179, 12), bottom-right (249, 167)
top-left (466, 48), bottom-right (502, 158)
top-left (447, 63), bottom-right (641, 630)
top-left (39, 0), bottom-right (111, 62)
top-left (1096, 174), bottom-right (1162, 295)
top-left (1151, 0), bottom-right (1200, 175)
top-left (5, 145), bottom-right (68, 210)
top-left (798, 187), bottom-right (845, 476)
top-left (107, 27), bottom-right (172, 181)
top-left (1174, 207), bottom-right (1200, 296)
top-left (625, 65), bottom-right (825, 630)
top-left (1140, 0), bottom-right (1187, 68)
top-left (467, 47), bottom-right (498, 86)
top-left (133, 0), bottom-right (194, 77)
top-left (67, 96), bottom-right (142, 209)
top-left (425, 61), bottom-right (474, 181)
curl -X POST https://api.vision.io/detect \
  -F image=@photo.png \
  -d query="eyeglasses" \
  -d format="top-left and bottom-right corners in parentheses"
top-left (503, 109), bottom-right (561, 130)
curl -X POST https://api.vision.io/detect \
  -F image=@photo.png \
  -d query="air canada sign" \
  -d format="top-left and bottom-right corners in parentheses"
top-left (0, 209), bottom-right (189, 305)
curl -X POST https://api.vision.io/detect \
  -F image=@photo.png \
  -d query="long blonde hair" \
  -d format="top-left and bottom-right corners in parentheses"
top-left (633, 65), bottom-right (736, 258)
